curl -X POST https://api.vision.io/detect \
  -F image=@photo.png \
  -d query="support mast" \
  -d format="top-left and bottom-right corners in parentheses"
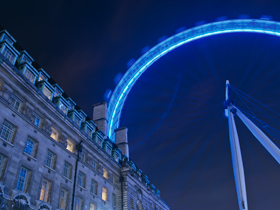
top-left (225, 80), bottom-right (248, 210)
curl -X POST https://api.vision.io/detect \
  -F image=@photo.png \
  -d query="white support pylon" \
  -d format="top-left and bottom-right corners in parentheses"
top-left (225, 80), bottom-right (248, 210)
top-left (235, 106), bottom-right (280, 164)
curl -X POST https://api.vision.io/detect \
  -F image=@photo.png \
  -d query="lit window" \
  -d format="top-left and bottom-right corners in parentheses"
top-left (16, 167), bottom-right (31, 192)
top-left (90, 203), bottom-right (96, 210)
top-left (66, 139), bottom-right (74, 153)
top-left (40, 178), bottom-right (52, 202)
top-left (11, 97), bottom-right (21, 111)
top-left (0, 120), bottom-right (16, 143)
top-left (90, 179), bottom-right (97, 195)
top-left (24, 68), bottom-right (35, 83)
top-left (38, 74), bottom-right (46, 81)
top-left (32, 113), bottom-right (41, 127)
top-left (59, 188), bottom-right (69, 210)
top-left (2, 48), bottom-right (14, 63)
top-left (63, 161), bottom-right (72, 179)
top-left (43, 87), bottom-right (52, 100)
top-left (76, 197), bottom-right (83, 210)
top-left (0, 154), bottom-right (8, 180)
top-left (45, 150), bottom-right (56, 169)
top-left (78, 171), bottom-right (85, 188)
top-left (50, 127), bottom-right (59, 141)
top-left (102, 187), bottom-right (108, 202)
top-left (23, 137), bottom-right (38, 157)
top-left (103, 168), bottom-right (109, 179)
top-left (112, 193), bottom-right (117, 207)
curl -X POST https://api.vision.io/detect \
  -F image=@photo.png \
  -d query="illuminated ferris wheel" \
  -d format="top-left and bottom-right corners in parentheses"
top-left (106, 17), bottom-right (280, 210)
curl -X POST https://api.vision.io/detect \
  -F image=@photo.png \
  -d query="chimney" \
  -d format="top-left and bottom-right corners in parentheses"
top-left (92, 102), bottom-right (108, 136)
top-left (115, 127), bottom-right (129, 158)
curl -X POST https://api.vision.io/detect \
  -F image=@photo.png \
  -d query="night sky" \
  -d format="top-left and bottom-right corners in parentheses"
top-left (2, 1), bottom-right (280, 209)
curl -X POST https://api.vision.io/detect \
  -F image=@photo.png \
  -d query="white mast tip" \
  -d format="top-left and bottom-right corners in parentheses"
top-left (226, 80), bottom-right (230, 85)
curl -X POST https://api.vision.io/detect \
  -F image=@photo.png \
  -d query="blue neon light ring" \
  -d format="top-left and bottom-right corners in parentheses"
top-left (108, 19), bottom-right (280, 140)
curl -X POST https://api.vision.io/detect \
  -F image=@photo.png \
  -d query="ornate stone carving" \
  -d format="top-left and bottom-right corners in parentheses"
top-left (12, 194), bottom-right (30, 210)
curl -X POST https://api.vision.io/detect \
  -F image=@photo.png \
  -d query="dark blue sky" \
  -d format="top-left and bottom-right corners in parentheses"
top-left (2, 1), bottom-right (280, 209)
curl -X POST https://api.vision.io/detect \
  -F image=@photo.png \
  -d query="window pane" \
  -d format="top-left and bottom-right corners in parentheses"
top-left (24, 68), bottom-right (35, 83)
top-left (50, 127), bottom-right (59, 141)
top-left (43, 87), bottom-right (52, 100)
top-left (24, 138), bottom-right (36, 157)
top-left (90, 203), bottom-right (96, 210)
top-left (103, 168), bottom-right (109, 179)
top-left (0, 154), bottom-right (7, 179)
top-left (59, 188), bottom-right (69, 210)
top-left (0, 120), bottom-right (15, 143)
top-left (102, 187), bottom-right (108, 201)
top-left (46, 150), bottom-right (55, 169)
top-left (16, 167), bottom-right (29, 192)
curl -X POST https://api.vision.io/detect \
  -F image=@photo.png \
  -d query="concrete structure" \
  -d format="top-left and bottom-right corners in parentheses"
top-left (0, 29), bottom-right (169, 210)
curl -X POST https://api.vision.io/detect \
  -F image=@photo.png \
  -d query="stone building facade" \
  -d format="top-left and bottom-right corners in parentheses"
top-left (0, 29), bottom-right (169, 210)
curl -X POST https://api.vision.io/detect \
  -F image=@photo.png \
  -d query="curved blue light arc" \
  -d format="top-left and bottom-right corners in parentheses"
top-left (108, 19), bottom-right (280, 140)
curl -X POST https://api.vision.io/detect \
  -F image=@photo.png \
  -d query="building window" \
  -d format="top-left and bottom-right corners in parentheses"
top-left (66, 139), bottom-right (74, 153)
top-left (113, 176), bottom-right (118, 185)
top-left (24, 68), bottom-right (35, 83)
top-left (0, 120), bottom-right (16, 143)
top-left (0, 154), bottom-right (8, 180)
top-left (50, 127), bottom-right (59, 141)
top-left (103, 168), bottom-right (109, 179)
top-left (80, 151), bottom-right (87, 162)
top-left (76, 197), bottom-right (83, 210)
top-left (112, 193), bottom-right (117, 207)
top-left (90, 179), bottom-right (97, 195)
top-left (63, 161), bottom-right (72, 179)
top-left (38, 74), bottom-right (46, 81)
top-left (43, 87), bottom-right (52, 100)
top-left (78, 171), bottom-right (86, 188)
top-left (59, 102), bottom-right (67, 114)
top-left (92, 160), bottom-right (96, 170)
top-left (16, 167), bottom-right (31, 192)
top-left (2, 47), bottom-right (14, 63)
top-left (102, 187), bottom-right (108, 202)
top-left (106, 146), bottom-right (111, 155)
top-left (40, 178), bottom-right (52, 202)
top-left (90, 203), bottom-right (96, 210)
top-left (114, 153), bottom-right (120, 163)
top-left (11, 96), bottom-right (21, 111)
top-left (131, 198), bottom-right (134, 209)
top-left (59, 188), bottom-right (69, 210)
top-left (23, 137), bottom-right (38, 157)
top-left (74, 116), bottom-right (80, 127)
top-left (32, 113), bottom-right (41, 127)
top-left (45, 150), bottom-right (56, 169)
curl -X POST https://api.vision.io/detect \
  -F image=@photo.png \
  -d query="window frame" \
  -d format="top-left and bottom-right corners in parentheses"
top-left (103, 168), bottom-right (109, 179)
top-left (0, 153), bottom-right (8, 180)
top-left (39, 178), bottom-right (52, 203)
top-left (63, 161), bottom-right (72, 179)
top-left (45, 150), bottom-right (56, 169)
top-left (0, 120), bottom-right (16, 143)
top-left (23, 137), bottom-right (38, 158)
top-left (90, 179), bottom-right (98, 195)
top-left (59, 188), bottom-right (69, 210)
top-left (50, 127), bottom-right (59, 141)
top-left (16, 166), bottom-right (31, 193)
top-left (78, 171), bottom-right (86, 188)
top-left (76, 196), bottom-right (84, 210)
top-left (102, 186), bottom-right (108, 202)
